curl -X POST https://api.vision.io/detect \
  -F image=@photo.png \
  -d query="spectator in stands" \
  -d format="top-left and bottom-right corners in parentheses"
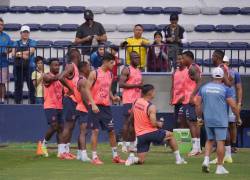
top-left (0, 18), bottom-right (12, 104)
top-left (90, 44), bottom-right (105, 69)
top-left (12, 25), bottom-right (37, 104)
top-left (31, 56), bottom-right (45, 104)
top-left (121, 24), bottom-right (150, 70)
top-left (74, 9), bottom-right (107, 56)
top-left (110, 45), bottom-right (122, 95)
top-left (163, 13), bottom-right (187, 69)
top-left (147, 31), bottom-right (170, 72)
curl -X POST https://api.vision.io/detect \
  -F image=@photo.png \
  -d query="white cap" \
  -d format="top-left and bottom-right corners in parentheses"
top-left (20, 25), bottom-right (30, 32)
top-left (212, 67), bottom-right (224, 79)
top-left (223, 55), bottom-right (229, 62)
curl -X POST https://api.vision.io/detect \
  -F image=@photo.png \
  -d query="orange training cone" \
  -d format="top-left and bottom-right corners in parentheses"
top-left (36, 141), bottom-right (43, 156)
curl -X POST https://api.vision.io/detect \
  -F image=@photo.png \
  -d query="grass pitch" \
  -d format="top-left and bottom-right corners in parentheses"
top-left (0, 143), bottom-right (250, 180)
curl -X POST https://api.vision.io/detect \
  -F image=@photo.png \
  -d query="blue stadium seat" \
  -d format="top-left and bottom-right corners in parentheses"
top-left (40, 24), bottom-right (60, 31)
top-left (24, 24), bottom-right (40, 31)
top-left (220, 7), bottom-right (240, 15)
top-left (0, 6), bottom-right (9, 13)
top-left (195, 58), bottom-right (203, 66)
top-left (215, 24), bottom-right (234, 32)
top-left (9, 73), bottom-right (14, 81)
top-left (123, 7), bottom-right (143, 14)
top-left (157, 24), bottom-right (167, 31)
top-left (240, 7), bottom-right (250, 15)
top-left (36, 40), bottom-right (53, 47)
top-left (141, 24), bottom-right (157, 32)
top-left (4, 23), bottom-right (21, 31)
top-left (105, 6), bottom-right (124, 14)
top-left (60, 24), bottom-right (79, 31)
top-left (163, 7), bottom-right (182, 14)
top-left (209, 42), bottom-right (229, 48)
top-left (53, 41), bottom-right (72, 48)
top-left (229, 59), bottom-right (244, 67)
top-left (143, 7), bottom-right (163, 14)
top-left (189, 41), bottom-right (209, 48)
top-left (28, 6), bottom-right (48, 13)
top-left (66, 6), bottom-right (85, 13)
top-left (47, 6), bottom-right (67, 13)
top-left (229, 42), bottom-right (249, 48)
top-left (9, 6), bottom-right (28, 13)
top-left (182, 43), bottom-right (189, 49)
top-left (203, 58), bottom-right (213, 67)
top-left (244, 59), bottom-right (250, 67)
top-left (87, 6), bottom-right (105, 14)
top-left (195, 25), bottom-right (215, 32)
top-left (234, 25), bottom-right (250, 32)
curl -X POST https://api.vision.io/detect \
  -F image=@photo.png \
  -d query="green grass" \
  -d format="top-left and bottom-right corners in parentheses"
top-left (0, 143), bottom-right (250, 180)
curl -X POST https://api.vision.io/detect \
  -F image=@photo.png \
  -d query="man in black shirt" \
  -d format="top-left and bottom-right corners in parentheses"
top-left (163, 13), bottom-right (187, 69)
top-left (74, 10), bottom-right (107, 56)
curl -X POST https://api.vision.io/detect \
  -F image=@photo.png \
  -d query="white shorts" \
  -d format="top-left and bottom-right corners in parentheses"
top-left (0, 67), bottom-right (8, 84)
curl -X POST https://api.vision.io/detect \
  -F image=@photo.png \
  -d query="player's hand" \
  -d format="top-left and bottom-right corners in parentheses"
top-left (238, 103), bottom-right (242, 111)
top-left (197, 118), bottom-right (204, 127)
top-left (138, 82), bottom-right (144, 89)
top-left (236, 118), bottom-right (242, 127)
top-left (112, 96), bottom-right (121, 103)
top-left (189, 95), bottom-right (195, 105)
top-left (92, 104), bottom-right (100, 113)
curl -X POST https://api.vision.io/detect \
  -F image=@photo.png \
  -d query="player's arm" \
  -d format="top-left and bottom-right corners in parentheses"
top-left (227, 97), bottom-right (241, 126)
top-left (58, 64), bottom-right (74, 94)
top-left (148, 105), bottom-right (163, 128)
top-left (78, 79), bottom-right (89, 110)
top-left (189, 66), bottom-right (202, 97)
top-left (119, 66), bottom-right (142, 89)
top-left (235, 74), bottom-right (243, 109)
top-left (85, 71), bottom-right (99, 113)
top-left (221, 67), bottom-right (233, 87)
top-left (195, 96), bottom-right (203, 125)
top-left (110, 76), bottom-right (120, 103)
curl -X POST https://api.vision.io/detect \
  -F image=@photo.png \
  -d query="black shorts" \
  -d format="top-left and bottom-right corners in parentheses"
top-left (88, 105), bottom-right (114, 132)
top-left (174, 104), bottom-right (182, 121)
top-left (137, 129), bottom-right (166, 153)
top-left (76, 110), bottom-right (89, 125)
top-left (62, 96), bottom-right (77, 121)
top-left (123, 103), bottom-right (133, 118)
top-left (179, 104), bottom-right (197, 121)
top-left (44, 109), bottom-right (63, 125)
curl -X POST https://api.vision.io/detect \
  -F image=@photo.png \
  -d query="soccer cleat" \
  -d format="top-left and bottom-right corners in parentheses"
top-left (41, 144), bottom-right (48, 157)
top-left (122, 146), bottom-right (128, 153)
top-left (36, 141), bottom-right (43, 156)
top-left (215, 166), bottom-right (229, 175)
top-left (202, 164), bottom-right (210, 173)
top-left (224, 156), bottom-right (233, 164)
top-left (80, 155), bottom-right (91, 162)
top-left (59, 153), bottom-right (74, 160)
top-left (76, 151), bottom-right (81, 160)
top-left (67, 152), bottom-right (76, 159)
top-left (112, 156), bottom-right (126, 164)
top-left (125, 156), bottom-right (139, 166)
top-left (176, 158), bottom-right (187, 165)
top-left (209, 158), bottom-right (218, 164)
top-left (91, 157), bottom-right (104, 165)
top-left (188, 149), bottom-right (199, 157)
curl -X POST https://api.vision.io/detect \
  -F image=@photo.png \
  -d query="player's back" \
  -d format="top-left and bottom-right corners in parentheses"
top-left (75, 76), bottom-right (88, 113)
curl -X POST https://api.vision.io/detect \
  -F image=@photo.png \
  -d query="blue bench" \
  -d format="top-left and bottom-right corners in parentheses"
top-left (195, 25), bottom-right (215, 32)
top-left (240, 7), bottom-right (250, 15)
top-left (36, 40), bottom-right (54, 48)
top-left (141, 24), bottom-right (157, 32)
top-left (24, 24), bottom-right (40, 31)
top-left (60, 24), bottom-right (79, 31)
top-left (47, 6), bottom-right (67, 13)
top-left (220, 7), bottom-right (240, 15)
top-left (9, 6), bottom-right (28, 13)
top-left (28, 6), bottom-right (48, 13)
top-left (189, 41), bottom-right (210, 48)
top-left (66, 6), bottom-right (85, 13)
top-left (4, 23), bottom-right (21, 31)
top-left (40, 24), bottom-right (60, 31)
top-left (163, 7), bottom-right (182, 14)
top-left (229, 59), bottom-right (244, 67)
top-left (0, 6), bottom-right (9, 13)
top-left (123, 7), bottom-right (143, 14)
top-left (215, 24), bottom-right (234, 32)
top-left (229, 42), bottom-right (249, 48)
top-left (143, 7), bottom-right (163, 14)
top-left (209, 42), bottom-right (229, 48)
top-left (53, 41), bottom-right (72, 48)
top-left (234, 25), bottom-right (250, 32)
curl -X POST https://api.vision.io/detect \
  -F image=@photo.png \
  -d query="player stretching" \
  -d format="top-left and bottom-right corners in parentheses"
top-left (86, 52), bottom-right (125, 165)
top-left (39, 58), bottom-right (63, 157)
top-left (181, 51), bottom-right (202, 156)
top-left (75, 61), bottom-right (91, 162)
top-left (125, 84), bottom-right (187, 166)
top-left (119, 51), bottom-right (142, 154)
top-left (58, 49), bottom-right (81, 159)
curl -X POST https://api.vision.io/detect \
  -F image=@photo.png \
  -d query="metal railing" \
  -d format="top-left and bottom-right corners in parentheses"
top-left (0, 44), bottom-right (250, 104)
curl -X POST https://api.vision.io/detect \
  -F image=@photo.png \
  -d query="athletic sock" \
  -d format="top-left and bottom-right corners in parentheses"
top-left (225, 146), bottom-right (231, 157)
top-left (66, 143), bottom-right (70, 153)
top-left (81, 150), bottom-right (87, 157)
top-left (192, 138), bottom-right (197, 151)
top-left (174, 150), bottom-right (182, 162)
top-left (129, 141), bottom-right (136, 152)
top-left (129, 153), bottom-right (135, 158)
top-left (112, 147), bottom-right (118, 158)
top-left (58, 144), bottom-right (66, 154)
top-left (196, 138), bottom-right (201, 151)
top-left (92, 151), bottom-right (98, 159)
top-left (203, 156), bottom-right (209, 166)
top-left (42, 139), bottom-right (48, 147)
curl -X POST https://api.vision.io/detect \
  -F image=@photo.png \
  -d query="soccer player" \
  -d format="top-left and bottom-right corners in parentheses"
top-left (181, 51), bottom-right (202, 156)
top-left (196, 67), bottom-right (241, 174)
top-left (125, 84), bottom-right (186, 166)
top-left (39, 58), bottom-right (63, 157)
top-left (75, 61), bottom-right (91, 162)
top-left (170, 54), bottom-right (188, 128)
top-left (86, 52), bottom-right (125, 165)
top-left (119, 51), bottom-right (143, 153)
top-left (58, 49), bottom-right (81, 159)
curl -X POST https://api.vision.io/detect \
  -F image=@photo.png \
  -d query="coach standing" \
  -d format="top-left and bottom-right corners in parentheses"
top-left (74, 9), bottom-right (107, 57)
top-left (196, 67), bottom-right (241, 175)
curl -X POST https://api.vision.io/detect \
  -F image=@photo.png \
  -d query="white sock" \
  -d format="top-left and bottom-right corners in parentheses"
top-left (192, 138), bottom-right (197, 151)
top-left (122, 141), bottom-right (126, 147)
top-left (203, 156), bottom-right (209, 166)
top-left (225, 146), bottom-right (231, 157)
top-left (126, 142), bottom-right (130, 147)
top-left (129, 153), bottom-right (135, 158)
top-left (42, 139), bottom-right (47, 147)
top-left (59, 144), bottom-right (66, 154)
top-left (174, 150), bottom-right (182, 162)
top-left (112, 147), bottom-right (118, 158)
top-left (92, 151), bottom-right (97, 159)
top-left (217, 165), bottom-right (223, 170)
top-left (81, 150), bottom-right (88, 157)
top-left (196, 138), bottom-right (201, 151)
top-left (66, 143), bottom-right (70, 153)
top-left (129, 141), bottom-right (136, 152)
